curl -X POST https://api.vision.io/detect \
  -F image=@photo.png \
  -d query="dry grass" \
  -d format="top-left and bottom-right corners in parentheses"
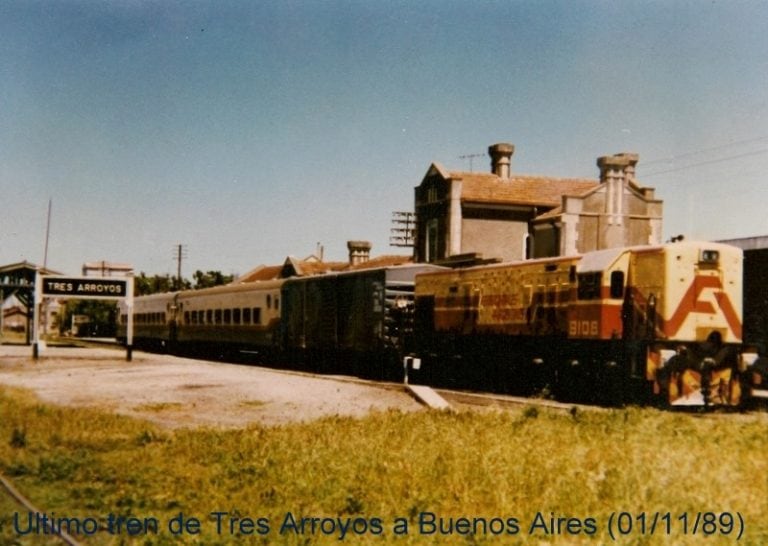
top-left (134, 402), bottom-right (186, 413)
top-left (1, 386), bottom-right (766, 545)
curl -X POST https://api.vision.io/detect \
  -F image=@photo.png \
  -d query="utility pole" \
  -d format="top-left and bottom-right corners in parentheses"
top-left (41, 198), bottom-right (52, 337)
top-left (172, 244), bottom-right (188, 290)
top-left (43, 199), bottom-right (52, 268)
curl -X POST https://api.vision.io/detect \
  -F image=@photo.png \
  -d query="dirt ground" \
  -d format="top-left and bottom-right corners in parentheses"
top-left (0, 343), bottom-right (423, 429)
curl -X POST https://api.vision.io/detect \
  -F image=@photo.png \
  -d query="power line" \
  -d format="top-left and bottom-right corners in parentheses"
top-left (641, 134), bottom-right (768, 167)
top-left (642, 147), bottom-right (768, 178)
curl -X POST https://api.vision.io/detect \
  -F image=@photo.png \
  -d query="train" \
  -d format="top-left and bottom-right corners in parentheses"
top-left (118, 240), bottom-right (768, 408)
top-left (119, 264), bottom-right (442, 379)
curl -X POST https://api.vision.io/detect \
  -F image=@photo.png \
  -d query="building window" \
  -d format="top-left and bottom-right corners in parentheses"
top-left (524, 233), bottom-right (532, 260)
top-left (426, 218), bottom-right (439, 262)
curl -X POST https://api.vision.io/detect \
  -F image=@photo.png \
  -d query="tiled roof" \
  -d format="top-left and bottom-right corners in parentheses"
top-left (295, 260), bottom-right (349, 276)
top-left (453, 171), bottom-right (599, 207)
top-left (235, 265), bottom-right (284, 283)
top-left (236, 255), bottom-right (414, 283)
top-left (346, 255), bottom-right (413, 270)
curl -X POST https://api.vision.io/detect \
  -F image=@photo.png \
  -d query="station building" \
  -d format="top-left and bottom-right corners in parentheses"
top-left (413, 143), bottom-right (663, 264)
top-left (0, 261), bottom-right (61, 338)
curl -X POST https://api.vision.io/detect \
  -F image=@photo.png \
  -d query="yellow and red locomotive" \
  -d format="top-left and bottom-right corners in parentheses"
top-left (411, 240), bottom-right (758, 407)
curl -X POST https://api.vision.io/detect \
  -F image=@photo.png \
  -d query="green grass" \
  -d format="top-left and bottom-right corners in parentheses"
top-left (1, 386), bottom-right (766, 545)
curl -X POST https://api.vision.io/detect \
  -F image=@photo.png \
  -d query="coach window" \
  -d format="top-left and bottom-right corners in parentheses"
top-left (267, 295), bottom-right (272, 309)
top-left (253, 307), bottom-right (261, 325)
top-left (206, 310), bottom-right (213, 324)
top-left (243, 308), bottom-right (252, 324)
top-left (184, 311), bottom-right (190, 324)
top-left (610, 271), bottom-right (625, 299)
top-left (275, 297), bottom-right (279, 310)
top-left (224, 309), bottom-right (231, 324)
top-left (215, 309), bottom-right (222, 324)
top-left (233, 308), bottom-right (241, 324)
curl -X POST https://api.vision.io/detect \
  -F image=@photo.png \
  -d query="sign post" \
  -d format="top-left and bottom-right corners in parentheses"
top-left (34, 273), bottom-right (134, 361)
top-left (32, 270), bottom-right (41, 360)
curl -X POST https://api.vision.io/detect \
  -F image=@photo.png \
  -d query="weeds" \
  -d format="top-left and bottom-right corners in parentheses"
top-left (0, 386), bottom-right (766, 545)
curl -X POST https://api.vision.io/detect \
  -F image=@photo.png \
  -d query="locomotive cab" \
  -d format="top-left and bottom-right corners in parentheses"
top-left (640, 241), bottom-right (753, 407)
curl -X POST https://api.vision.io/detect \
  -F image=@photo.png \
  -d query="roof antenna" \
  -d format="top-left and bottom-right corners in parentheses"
top-left (459, 153), bottom-right (484, 172)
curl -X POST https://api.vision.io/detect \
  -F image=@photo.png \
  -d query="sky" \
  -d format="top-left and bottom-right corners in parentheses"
top-left (2, 0), bottom-right (767, 277)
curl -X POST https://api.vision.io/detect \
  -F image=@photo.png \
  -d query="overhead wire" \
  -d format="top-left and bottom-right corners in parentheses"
top-left (642, 147), bottom-right (768, 178)
top-left (641, 134), bottom-right (768, 167)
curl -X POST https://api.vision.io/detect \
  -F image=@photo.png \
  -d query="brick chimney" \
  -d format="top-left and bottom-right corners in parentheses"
top-left (613, 152), bottom-right (639, 181)
top-left (347, 240), bottom-right (372, 266)
top-left (597, 154), bottom-right (631, 226)
top-left (488, 143), bottom-right (514, 179)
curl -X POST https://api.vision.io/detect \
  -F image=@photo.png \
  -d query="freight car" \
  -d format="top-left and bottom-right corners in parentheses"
top-left (717, 236), bottom-right (768, 402)
top-left (280, 264), bottom-right (442, 379)
top-left (409, 240), bottom-right (761, 407)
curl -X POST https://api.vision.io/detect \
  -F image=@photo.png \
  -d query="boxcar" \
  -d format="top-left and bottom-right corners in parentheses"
top-left (280, 264), bottom-right (443, 379)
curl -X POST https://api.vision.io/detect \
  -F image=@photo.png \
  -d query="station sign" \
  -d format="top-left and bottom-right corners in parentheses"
top-left (34, 272), bottom-right (135, 361)
top-left (41, 276), bottom-right (128, 299)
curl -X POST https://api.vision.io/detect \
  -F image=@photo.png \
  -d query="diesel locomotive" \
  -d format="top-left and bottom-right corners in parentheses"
top-left (409, 240), bottom-right (762, 407)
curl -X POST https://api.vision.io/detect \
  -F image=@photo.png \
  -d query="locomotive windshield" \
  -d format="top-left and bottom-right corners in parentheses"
top-left (699, 249), bottom-right (720, 264)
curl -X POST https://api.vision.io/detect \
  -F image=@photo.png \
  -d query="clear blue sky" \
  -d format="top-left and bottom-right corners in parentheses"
top-left (2, 0), bottom-right (767, 277)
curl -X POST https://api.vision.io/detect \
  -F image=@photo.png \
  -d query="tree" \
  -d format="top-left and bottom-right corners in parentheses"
top-left (134, 273), bottom-right (191, 295)
top-left (59, 300), bottom-right (117, 337)
top-left (193, 270), bottom-right (234, 289)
